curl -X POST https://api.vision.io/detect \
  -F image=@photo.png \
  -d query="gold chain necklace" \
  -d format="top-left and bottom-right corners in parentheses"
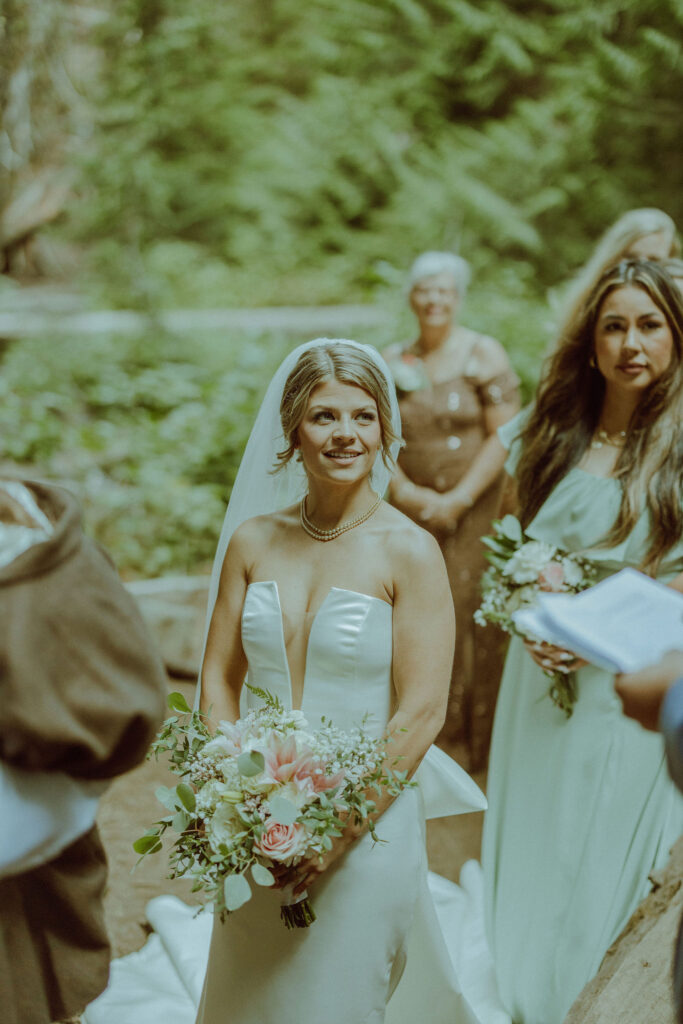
top-left (300, 493), bottom-right (382, 542)
top-left (590, 427), bottom-right (627, 450)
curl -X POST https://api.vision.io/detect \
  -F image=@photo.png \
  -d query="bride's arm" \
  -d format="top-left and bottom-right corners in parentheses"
top-left (291, 527), bottom-right (454, 893)
top-left (383, 527), bottom-right (455, 771)
top-left (200, 527), bottom-right (252, 725)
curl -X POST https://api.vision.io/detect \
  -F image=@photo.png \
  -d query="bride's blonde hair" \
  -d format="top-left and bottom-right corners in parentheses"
top-left (275, 342), bottom-right (400, 470)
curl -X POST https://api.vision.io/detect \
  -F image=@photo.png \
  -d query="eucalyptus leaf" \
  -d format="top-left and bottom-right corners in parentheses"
top-left (224, 873), bottom-right (252, 911)
top-left (155, 785), bottom-right (179, 811)
top-left (498, 515), bottom-right (524, 544)
top-left (485, 553), bottom-right (509, 570)
top-left (251, 863), bottom-right (276, 886)
top-left (237, 750), bottom-right (265, 777)
top-left (176, 782), bottom-right (196, 812)
top-left (133, 833), bottom-right (162, 855)
top-left (481, 536), bottom-right (513, 555)
top-left (168, 691), bottom-right (192, 713)
top-left (267, 795), bottom-right (298, 826)
top-left (172, 810), bottom-right (191, 832)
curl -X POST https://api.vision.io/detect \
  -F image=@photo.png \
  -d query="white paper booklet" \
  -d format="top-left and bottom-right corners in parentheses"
top-left (512, 568), bottom-right (683, 674)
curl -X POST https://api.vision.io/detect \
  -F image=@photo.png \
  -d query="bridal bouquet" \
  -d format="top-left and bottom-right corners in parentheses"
top-left (134, 687), bottom-right (412, 928)
top-left (475, 515), bottom-right (598, 716)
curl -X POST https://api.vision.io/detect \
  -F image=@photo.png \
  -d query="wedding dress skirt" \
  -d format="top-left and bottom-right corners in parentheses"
top-left (85, 583), bottom-right (506, 1024)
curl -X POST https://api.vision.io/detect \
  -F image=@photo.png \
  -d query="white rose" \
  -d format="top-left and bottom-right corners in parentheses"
top-left (207, 800), bottom-right (241, 852)
top-left (197, 778), bottom-right (234, 815)
top-left (203, 734), bottom-right (239, 759)
top-left (503, 541), bottom-right (557, 584)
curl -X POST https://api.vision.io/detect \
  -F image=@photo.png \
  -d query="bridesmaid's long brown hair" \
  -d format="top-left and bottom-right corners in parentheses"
top-left (516, 259), bottom-right (683, 574)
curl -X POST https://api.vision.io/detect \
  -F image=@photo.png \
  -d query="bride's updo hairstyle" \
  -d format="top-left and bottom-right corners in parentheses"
top-left (275, 341), bottom-right (400, 471)
top-left (516, 259), bottom-right (683, 574)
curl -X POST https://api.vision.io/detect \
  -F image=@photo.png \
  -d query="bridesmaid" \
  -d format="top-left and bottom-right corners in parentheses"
top-left (385, 251), bottom-right (520, 769)
top-left (482, 258), bottom-right (683, 1024)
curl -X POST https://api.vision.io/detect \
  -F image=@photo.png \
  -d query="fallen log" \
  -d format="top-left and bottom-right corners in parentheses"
top-left (565, 836), bottom-right (683, 1024)
top-left (0, 303), bottom-right (393, 338)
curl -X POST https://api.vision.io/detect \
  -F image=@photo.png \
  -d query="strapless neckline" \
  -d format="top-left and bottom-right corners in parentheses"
top-left (246, 580), bottom-right (392, 610)
top-left (245, 580), bottom-right (391, 711)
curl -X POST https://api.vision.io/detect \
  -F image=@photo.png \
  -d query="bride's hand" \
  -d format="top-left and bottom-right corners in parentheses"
top-left (523, 638), bottom-right (586, 674)
top-left (271, 830), bottom-right (356, 896)
top-left (290, 833), bottom-right (355, 896)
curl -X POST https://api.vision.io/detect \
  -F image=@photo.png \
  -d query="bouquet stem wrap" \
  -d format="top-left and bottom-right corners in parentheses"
top-left (280, 886), bottom-right (316, 929)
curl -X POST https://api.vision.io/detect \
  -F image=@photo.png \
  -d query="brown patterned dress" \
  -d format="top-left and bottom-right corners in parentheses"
top-left (396, 357), bottom-right (520, 769)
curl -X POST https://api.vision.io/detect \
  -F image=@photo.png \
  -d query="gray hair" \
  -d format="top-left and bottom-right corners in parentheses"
top-left (407, 251), bottom-right (471, 297)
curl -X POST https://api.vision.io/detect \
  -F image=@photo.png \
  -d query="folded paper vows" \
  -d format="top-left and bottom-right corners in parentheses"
top-left (513, 568), bottom-right (683, 674)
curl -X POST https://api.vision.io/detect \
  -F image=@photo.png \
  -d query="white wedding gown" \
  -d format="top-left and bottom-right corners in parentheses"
top-left (85, 583), bottom-right (508, 1024)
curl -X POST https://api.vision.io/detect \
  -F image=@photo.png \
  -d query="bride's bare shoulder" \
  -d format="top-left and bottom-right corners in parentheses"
top-left (378, 503), bottom-right (443, 567)
top-left (229, 505), bottom-right (299, 551)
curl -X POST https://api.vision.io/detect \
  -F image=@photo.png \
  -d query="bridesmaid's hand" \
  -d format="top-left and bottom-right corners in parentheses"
top-left (523, 639), bottom-right (586, 674)
top-left (417, 493), bottom-right (453, 531)
top-left (419, 492), bottom-right (471, 534)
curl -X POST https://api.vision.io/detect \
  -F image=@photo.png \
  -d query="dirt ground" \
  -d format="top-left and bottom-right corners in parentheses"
top-left (96, 678), bottom-right (486, 960)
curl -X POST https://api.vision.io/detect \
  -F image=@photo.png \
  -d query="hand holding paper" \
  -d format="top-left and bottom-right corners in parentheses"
top-left (512, 568), bottom-right (683, 674)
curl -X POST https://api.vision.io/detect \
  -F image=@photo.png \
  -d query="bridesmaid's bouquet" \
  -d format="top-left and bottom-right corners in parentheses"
top-left (475, 515), bottom-right (598, 716)
top-left (134, 688), bottom-right (413, 928)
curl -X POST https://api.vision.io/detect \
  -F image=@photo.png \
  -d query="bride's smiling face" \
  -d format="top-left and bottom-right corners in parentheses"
top-left (295, 379), bottom-right (382, 485)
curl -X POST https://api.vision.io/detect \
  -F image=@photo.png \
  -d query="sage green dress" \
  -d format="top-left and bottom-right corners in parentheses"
top-left (482, 411), bottom-right (683, 1024)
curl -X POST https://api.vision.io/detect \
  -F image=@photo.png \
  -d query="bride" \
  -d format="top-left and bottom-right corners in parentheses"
top-left (84, 338), bottom-right (501, 1024)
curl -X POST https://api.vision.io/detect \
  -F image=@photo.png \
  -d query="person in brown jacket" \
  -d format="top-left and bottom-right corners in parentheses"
top-left (0, 479), bottom-right (168, 1024)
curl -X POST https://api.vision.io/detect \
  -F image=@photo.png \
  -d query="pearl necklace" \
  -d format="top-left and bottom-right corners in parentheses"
top-left (590, 427), bottom-right (627, 450)
top-left (300, 493), bottom-right (382, 542)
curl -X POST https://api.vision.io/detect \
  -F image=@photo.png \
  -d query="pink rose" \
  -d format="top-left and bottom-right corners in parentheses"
top-left (537, 562), bottom-right (566, 592)
top-left (255, 821), bottom-right (308, 865)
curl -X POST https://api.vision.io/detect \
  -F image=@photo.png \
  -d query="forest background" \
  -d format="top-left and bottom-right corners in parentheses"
top-left (1, 0), bottom-right (682, 576)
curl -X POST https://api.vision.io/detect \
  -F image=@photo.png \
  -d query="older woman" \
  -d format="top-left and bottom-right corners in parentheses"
top-left (385, 252), bottom-right (520, 769)
top-left (483, 259), bottom-right (683, 1024)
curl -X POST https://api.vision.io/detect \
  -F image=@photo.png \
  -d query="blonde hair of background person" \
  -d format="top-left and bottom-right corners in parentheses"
top-left (516, 258), bottom-right (683, 580)
top-left (663, 258), bottom-right (683, 295)
top-left (555, 208), bottom-right (679, 346)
